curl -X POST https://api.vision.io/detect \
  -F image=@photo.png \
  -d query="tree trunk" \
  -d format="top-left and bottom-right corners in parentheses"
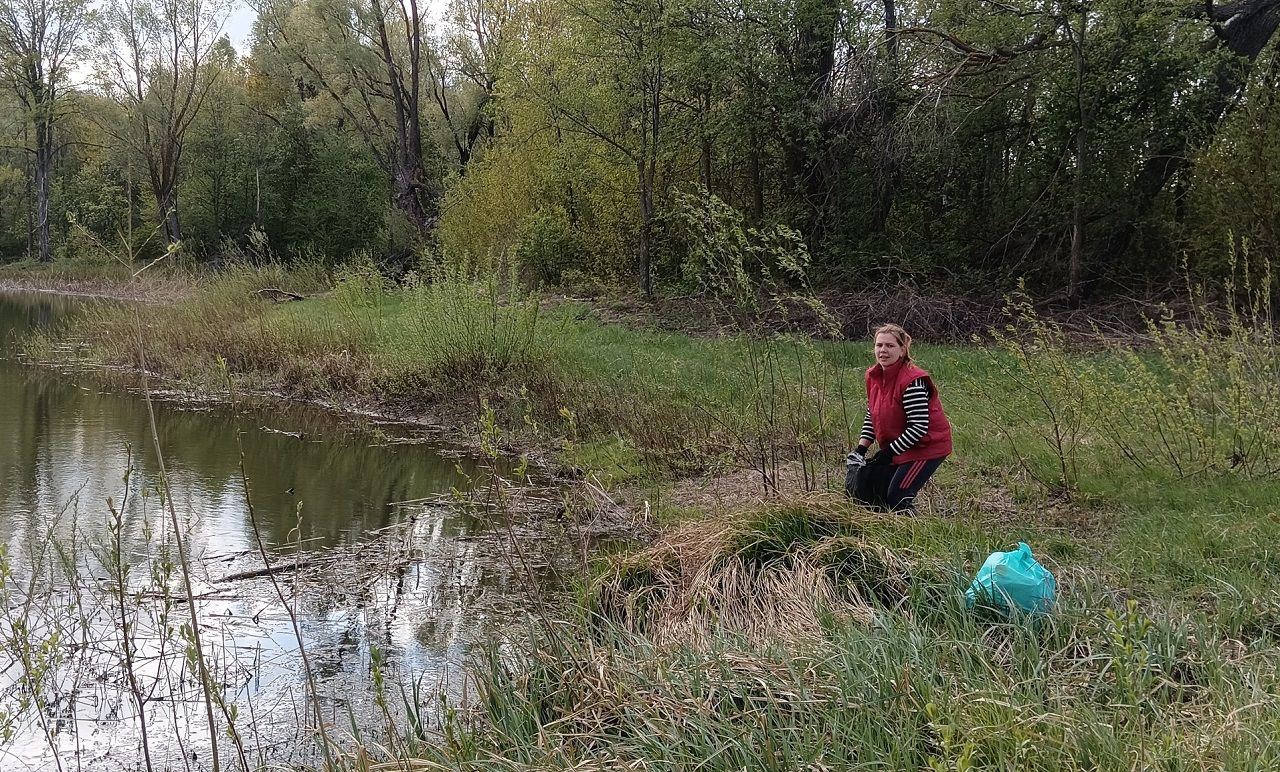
top-left (24, 125), bottom-right (35, 260)
top-left (369, 0), bottom-right (439, 243)
top-left (1068, 10), bottom-right (1087, 308)
top-left (750, 138), bottom-right (765, 222)
top-left (637, 41), bottom-right (662, 299)
top-left (1069, 135), bottom-right (1086, 307)
top-left (699, 90), bottom-right (712, 190)
top-left (393, 164), bottom-right (437, 235)
top-left (159, 186), bottom-right (182, 246)
top-left (638, 169), bottom-right (653, 298)
top-left (147, 133), bottom-right (184, 248)
top-left (871, 0), bottom-right (900, 233)
top-left (785, 0), bottom-right (840, 242)
top-left (157, 165), bottom-right (181, 246)
top-left (33, 116), bottom-right (53, 262)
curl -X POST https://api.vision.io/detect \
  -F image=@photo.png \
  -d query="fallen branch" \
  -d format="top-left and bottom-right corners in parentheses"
top-left (255, 287), bottom-right (305, 303)
top-left (218, 559), bottom-right (318, 582)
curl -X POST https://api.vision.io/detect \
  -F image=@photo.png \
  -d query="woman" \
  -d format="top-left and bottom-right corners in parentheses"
top-left (846, 324), bottom-right (953, 512)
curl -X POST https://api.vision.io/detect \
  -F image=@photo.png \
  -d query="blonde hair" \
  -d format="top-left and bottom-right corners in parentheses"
top-left (874, 323), bottom-right (913, 361)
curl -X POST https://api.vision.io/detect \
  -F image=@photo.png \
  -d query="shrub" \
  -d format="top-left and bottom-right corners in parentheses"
top-left (980, 292), bottom-right (1090, 495)
top-left (1090, 275), bottom-right (1279, 479)
top-left (515, 208), bottom-right (587, 287)
top-left (392, 259), bottom-right (546, 387)
top-left (984, 273), bottom-right (1280, 488)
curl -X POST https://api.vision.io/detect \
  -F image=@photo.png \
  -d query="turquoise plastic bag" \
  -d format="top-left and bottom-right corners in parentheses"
top-left (965, 542), bottom-right (1056, 615)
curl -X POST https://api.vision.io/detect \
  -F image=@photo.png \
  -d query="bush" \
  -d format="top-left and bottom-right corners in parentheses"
top-left (516, 208), bottom-right (587, 287)
top-left (1090, 277), bottom-right (1279, 479)
top-left (391, 259), bottom-right (547, 386)
top-left (668, 186), bottom-right (833, 334)
top-left (984, 276), bottom-right (1280, 486)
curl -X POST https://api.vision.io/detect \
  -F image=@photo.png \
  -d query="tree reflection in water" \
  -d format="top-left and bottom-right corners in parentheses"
top-left (0, 292), bottom-right (572, 770)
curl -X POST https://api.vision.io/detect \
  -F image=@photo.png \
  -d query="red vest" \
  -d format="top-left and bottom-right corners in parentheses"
top-left (865, 360), bottom-right (953, 463)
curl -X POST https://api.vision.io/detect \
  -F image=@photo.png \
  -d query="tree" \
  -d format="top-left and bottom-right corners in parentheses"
top-left (1092, 0), bottom-right (1280, 271)
top-left (0, 0), bottom-right (90, 262)
top-left (258, 0), bottom-right (444, 242)
top-left (524, 0), bottom-right (675, 296)
top-left (182, 37), bottom-right (260, 248)
top-left (93, 0), bottom-right (227, 248)
top-left (431, 0), bottom-right (512, 169)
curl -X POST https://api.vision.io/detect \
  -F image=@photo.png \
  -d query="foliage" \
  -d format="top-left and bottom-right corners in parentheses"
top-left (514, 207), bottom-right (586, 287)
top-left (669, 186), bottom-right (834, 333)
top-left (1090, 254), bottom-right (1279, 479)
top-left (982, 280), bottom-right (1280, 489)
top-left (980, 292), bottom-right (1091, 494)
top-left (0, 0), bottom-right (1275, 296)
top-left (394, 259), bottom-right (546, 386)
top-left (0, 162), bottom-right (27, 258)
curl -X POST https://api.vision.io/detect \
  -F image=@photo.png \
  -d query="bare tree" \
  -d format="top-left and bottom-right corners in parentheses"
top-left (0, 0), bottom-right (90, 262)
top-left (93, 0), bottom-right (227, 248)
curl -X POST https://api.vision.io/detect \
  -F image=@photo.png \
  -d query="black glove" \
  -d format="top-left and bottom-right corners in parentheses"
top-left (865, 449), bottom-right (891, 466)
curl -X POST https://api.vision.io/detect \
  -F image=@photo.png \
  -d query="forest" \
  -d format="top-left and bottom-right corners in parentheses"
top-left (2, 0), bottom-right (1278, 304)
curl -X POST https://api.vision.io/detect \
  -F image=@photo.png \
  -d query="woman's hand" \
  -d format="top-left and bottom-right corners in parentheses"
top-left (847, 443), bottom-right (871, 468)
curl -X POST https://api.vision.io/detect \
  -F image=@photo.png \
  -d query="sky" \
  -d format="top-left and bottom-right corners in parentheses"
top-left (221, 1), bottom-right (450, 54)
top-left (225, 1), bottom-right (256, 53)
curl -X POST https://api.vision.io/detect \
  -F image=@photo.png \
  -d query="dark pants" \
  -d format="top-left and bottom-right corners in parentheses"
top-left (886, 457), bottom-right (945, 512)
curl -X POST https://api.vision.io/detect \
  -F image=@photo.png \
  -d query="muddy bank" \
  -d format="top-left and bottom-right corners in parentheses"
top-left (3, 278), bottom-right (567, 476)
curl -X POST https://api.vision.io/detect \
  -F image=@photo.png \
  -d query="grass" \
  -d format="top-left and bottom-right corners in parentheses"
top-left (7, 263), bottom-right (1280, 769)
top-left (15, 264), bottom-right (1280, 596)
top-left (0, 258), bottom-right (198, 301)
top-left (399, 502), bottom-right (1280, 771)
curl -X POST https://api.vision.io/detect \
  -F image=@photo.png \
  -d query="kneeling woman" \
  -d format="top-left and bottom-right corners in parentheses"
top-left (848, 324), bottom-right (953, 512)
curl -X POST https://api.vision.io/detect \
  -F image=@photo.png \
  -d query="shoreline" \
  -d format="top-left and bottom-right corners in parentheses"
top-left (1, 280), bottom-right (572, 481)
top-left (5, 267), bottom-right (1280, 768)
top-left (0, 274), bottom-right (193, 304)
top-left (0, 269), bottom-right (849, 529)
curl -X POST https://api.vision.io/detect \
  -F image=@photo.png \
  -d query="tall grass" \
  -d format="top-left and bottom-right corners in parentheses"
top-left (389, 261), bottom-right (544, 389)
top-left (12, 261), bottom-right (1280, 767)
top-left (417, 502), bottom-right (1280, 771)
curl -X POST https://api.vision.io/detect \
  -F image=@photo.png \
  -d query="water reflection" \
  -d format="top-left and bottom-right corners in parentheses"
top-left (1, 334), bottom-right (480, 554)
top-left (0, 292), bottom-right (563, 770)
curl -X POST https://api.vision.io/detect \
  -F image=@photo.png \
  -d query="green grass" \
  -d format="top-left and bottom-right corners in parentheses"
top-left (24, 266), bottom-right (1280, 578)
top-left (19, 267), bottom-right (1280, 594)
top-left (408, 503), bottom-right (1280, 771)
top-left (10, 264), bottom-right (1280, 769)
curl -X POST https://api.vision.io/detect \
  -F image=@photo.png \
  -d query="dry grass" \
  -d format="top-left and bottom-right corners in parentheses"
top-left (644, 463), bottom-right (841, 516)
top-left (587, 504), bottom-right (930, 646)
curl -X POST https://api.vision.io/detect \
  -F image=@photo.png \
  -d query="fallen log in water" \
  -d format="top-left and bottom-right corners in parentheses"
top-left (218, 559), bottom-right (318, 582)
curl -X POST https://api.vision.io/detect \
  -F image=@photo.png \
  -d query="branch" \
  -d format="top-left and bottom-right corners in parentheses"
top-left (896, 26), bottom-right (1055, 79)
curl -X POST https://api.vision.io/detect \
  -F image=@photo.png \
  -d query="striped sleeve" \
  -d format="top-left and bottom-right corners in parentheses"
top-left (888, 378), bottom-right (931, 456)
top-left (858, 408), bottom-right (875, 445)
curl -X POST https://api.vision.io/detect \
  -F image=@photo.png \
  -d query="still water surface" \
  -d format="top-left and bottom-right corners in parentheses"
top-left (0, 292), bottom-right (560, 770)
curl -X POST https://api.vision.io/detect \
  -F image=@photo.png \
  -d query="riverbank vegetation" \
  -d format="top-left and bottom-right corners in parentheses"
top-left (5, 257), bottom-right (1280, 767)
top-left (429, 537), bottom-right (1280, 770)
